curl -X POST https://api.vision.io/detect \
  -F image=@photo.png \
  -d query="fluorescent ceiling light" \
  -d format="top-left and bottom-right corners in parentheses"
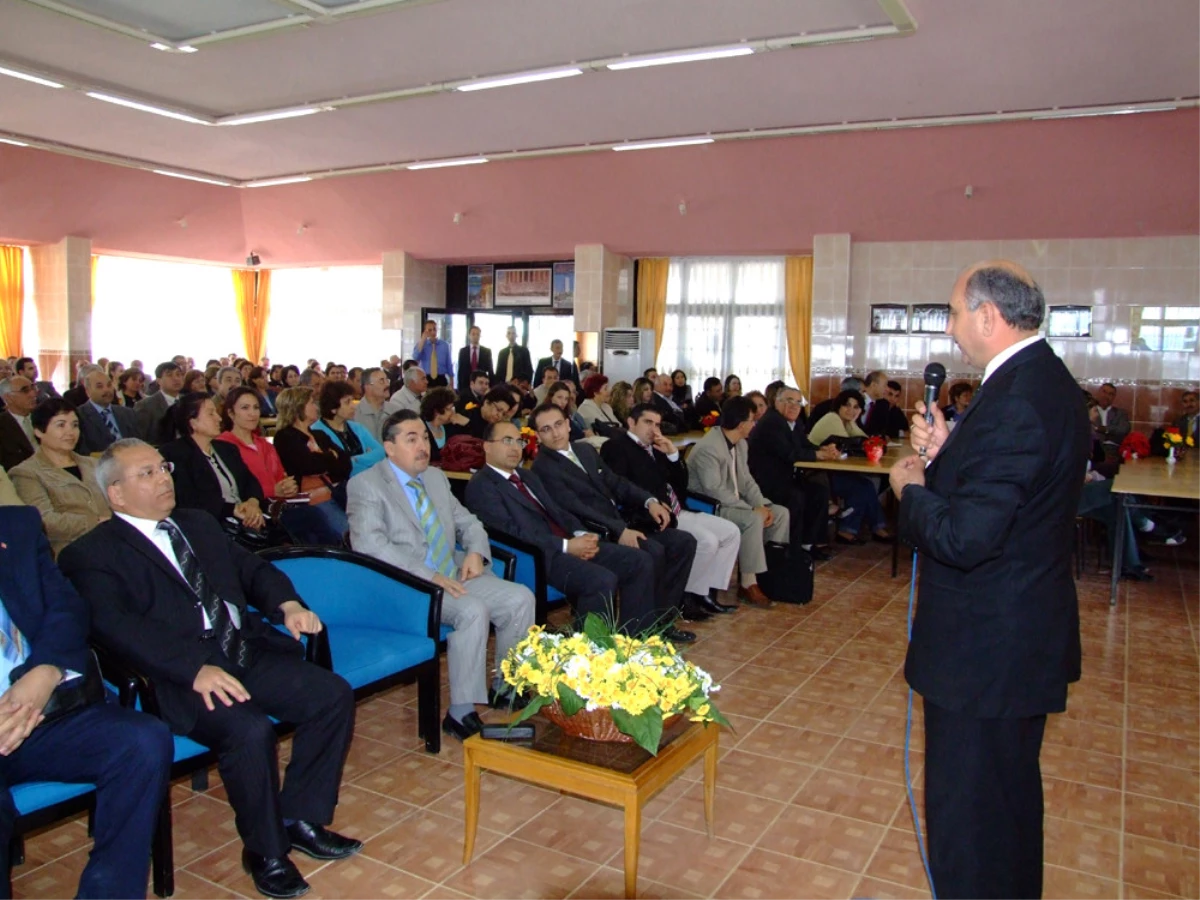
top-left (150, 42), bottom-right (197, 53)
top-left (0, 138), bottom-right (30, 147)
top-left (456, 68), bottom-right (582, 92)
top-left (244, 176), bottom-right (313, 187)
top-left (613, 137), bottom-right (714, 152)
top-left (152, 169), bottom-right (230, 186)
top-left (407, 156), bottom-right (489, 170)
top-left (86, 92), bottom-right (209, 125)
top-left (607, 46), bottom-right (753, 70)
top-left (219, 108), bottom-right (323, 126)
top-left (1032, 104), bottom-right (1178, 120)
top-left (0, 66), bottom-right (64, 89)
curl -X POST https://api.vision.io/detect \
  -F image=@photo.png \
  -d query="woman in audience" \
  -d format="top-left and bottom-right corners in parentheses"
top-left (724, 374), bottom-right (743, 401)
top-left (545, 381), bottom-right (593, 441)
top-left (631, 377), bottom-right (655, 409)
top-left (247, 366), bottom-right (277, 415)
top-left (609, 381), bottom-right (635, 423)
top-left (578, 374), bottom-right (623, 431)
top-left (268, 364), bottom-right (284, 390)
top-left (106, 360), bottom-right (124, 386)
top-left (274, 387), bottom-right (352, 535)
top-left (160, 392), bottom-right (267, 534)
top-left (347, 367), bottom-right (364, 398)
top-left (670, 369), bottom-right (693, 415)
top-left (280, 364), bottom-right (301, 390)
top-left (942, 381), bottom-right (974, 422)
top-left (114, 368), bottom-right (145, 407)
top-left (215, 386), bottom-right (344, 545)
top-left (764, 380), bottom-right (786, 408)
top-left (746, 390), bottom-right (769, 423)
top-left (182, 368), bottom-right (209, 395)
top-left (420, 387), bottom-right (459, 464)
top-left (311, 380), bottom-right (386, 478)
top-left (237, 360), bottom-right (254, 383)
top-left (9, 399), bottom-right (109, 556)
top-left (204, 365), bottom-right (221, 395)
top-left (807, 389), bottom-right (891, 544)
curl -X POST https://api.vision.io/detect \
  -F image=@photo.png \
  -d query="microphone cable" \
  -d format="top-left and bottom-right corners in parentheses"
top-left (905, 547), bottom-right (937, 899)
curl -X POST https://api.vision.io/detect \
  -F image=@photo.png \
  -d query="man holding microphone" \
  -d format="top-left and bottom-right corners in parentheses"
top-left (889, 261), bottom-right (1090, 899)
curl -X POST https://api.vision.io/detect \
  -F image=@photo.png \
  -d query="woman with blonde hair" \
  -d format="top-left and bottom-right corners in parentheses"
top-left (609, 381), bottom-right (635, 423)
top-left (273, 386), bottom-right (351, 539)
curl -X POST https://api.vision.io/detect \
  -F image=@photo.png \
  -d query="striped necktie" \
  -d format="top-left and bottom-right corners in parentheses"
top-left (408, 479), bottom-right (456, 577)
top-left (0, 592), bottom-right (28, 690)
top-left (100, 406), bottom-right (121, 440)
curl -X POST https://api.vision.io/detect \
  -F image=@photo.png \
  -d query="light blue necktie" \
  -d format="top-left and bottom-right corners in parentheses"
top-left (408, 480), bottom-right (456, 577)
top-left (0, 592), bottom-right (29, 690)
top-left (101, 406), bottom-right (120, 440)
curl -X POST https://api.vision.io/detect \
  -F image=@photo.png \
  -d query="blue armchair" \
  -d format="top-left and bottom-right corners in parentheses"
top-left (486, 528), bottom-right (570, 626)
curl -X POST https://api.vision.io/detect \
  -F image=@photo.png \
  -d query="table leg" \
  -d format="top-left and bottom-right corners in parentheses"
top-left (887, 490), bottom-right (900, 577)
top-left (1109, 493), bottom-right (1126, 608)
top-left (703, 736), bottom-right (718, 838)
top-left (462, 748), bottom-right (481, 865)
top-left (623, 800), bottom-right (641, 900)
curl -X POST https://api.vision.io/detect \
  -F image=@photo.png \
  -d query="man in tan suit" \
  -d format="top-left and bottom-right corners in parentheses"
top-left (347, 409), bottom-right (534, 741)
top-left (686, 396), bottom-right (789, 606)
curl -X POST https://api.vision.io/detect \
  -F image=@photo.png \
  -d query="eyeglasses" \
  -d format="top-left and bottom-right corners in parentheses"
top-left (112, 461), bottom-right (174, 484)
top-left (778, 397), bottom-right (802, 407)
top-left (485, 437), bottom-right (524, 447)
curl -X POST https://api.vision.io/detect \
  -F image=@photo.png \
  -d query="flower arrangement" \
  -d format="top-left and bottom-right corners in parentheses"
top-left (500, 614), bottom-right (728, 755)
top-left (1161, 426), bottom-right (1194, 458)
top-left (1119, 432), bottom-right (1151, 462)
top-left (699, 411), bottom-right (719, 432)
top-left (519, 425), bottom-right (539, 461)
top-left (863, 435), bottom-right (888, 463)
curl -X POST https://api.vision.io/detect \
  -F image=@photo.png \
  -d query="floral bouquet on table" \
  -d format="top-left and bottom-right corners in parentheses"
top-left (1161, 426), bottom-right (1194, 461)
top-left (500, 614), bottom-right (728, 755)
top-left (699, 411), bottom-right (719, 432)
top-left (519, 425), bottom-right (539, 461)
top-left (862, 435), bottom-right (888, 463)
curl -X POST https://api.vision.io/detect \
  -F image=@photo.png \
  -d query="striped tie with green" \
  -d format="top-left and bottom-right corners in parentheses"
top-left (408, 479), bottom-right (456, 577)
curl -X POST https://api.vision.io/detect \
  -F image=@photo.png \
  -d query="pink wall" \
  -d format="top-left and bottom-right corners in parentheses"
top-left (1, 110), bottom-right (1196, 266)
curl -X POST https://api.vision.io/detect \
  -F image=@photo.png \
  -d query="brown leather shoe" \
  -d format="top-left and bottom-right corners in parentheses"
top-left (737, 583), bottom-right (772, 607)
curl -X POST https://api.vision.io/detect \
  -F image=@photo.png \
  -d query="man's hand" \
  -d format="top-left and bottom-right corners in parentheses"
top-left (460, 552), bottom-right (485, 581)
top-left (0, 665), bottom-right (62, 755)
top-left (451, 413), bottom-right (469, 426)
top-left (889, 454), bottom-right (927, 500)
top-left (816, 445), bottom-right (842, 461)
top-left (647, 501), bottom-right (671, 530)
top-left (567, 534), bottom-right (599, 559)
top-left (619, 528), bottom-right (646, 548)
top-left (275, 476), bottom-right (298, 498)
top-left (431, 573), bottom-right (467, 599)
top-left (233, 499), bottom-right (265, 530)
top-left (651, 433), bottom-right (676, 456)
top-left (909, 401), bottom-right (950, 461)
top-left (279, 599), bottom-right (323, 638)
top-left (192, 664), bottom-right (250, 712)
top-left (754, 505), bottom-right (774, 527)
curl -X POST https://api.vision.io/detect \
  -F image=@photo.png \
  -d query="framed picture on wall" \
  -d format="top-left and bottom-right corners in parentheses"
top-left (552, 262), bottom-right (575, 309)
top-left (1047, 305), bottom-right (1092, 338)
top-left (466, 264), bottom-right (494, 309)
top-left (911, 304), bottom-right (950, 334)
top-left (870, 304), bottom-right (909, 334)
top-left (496, 267), bottom-right (552, 307)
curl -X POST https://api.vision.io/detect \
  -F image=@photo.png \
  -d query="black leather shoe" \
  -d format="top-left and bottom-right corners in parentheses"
top-left (241, 850), bottom-right (309, 899)
top-left (807, 546), bottom-right (832, 561)
top-left (488, 687), bottom-right (530, 710)
top-left (286, 821), bottom-right (363, 861)
top-left (696, 594), bottom-right (735, 615)
top-left (1121, 567), bottom-right (1155, 583)
top-left (680, 600), bottom-right (712, 622)
top-left (442, 711), bottom-right (485, 741)
top-left (663, 627), bottom-right (697, 644)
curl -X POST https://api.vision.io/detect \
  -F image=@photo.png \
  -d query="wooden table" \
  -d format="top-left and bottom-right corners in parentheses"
top-left (462, 717), bottom-right (720, 899)
top-left (1108, 454), bottom-right (1199, 605)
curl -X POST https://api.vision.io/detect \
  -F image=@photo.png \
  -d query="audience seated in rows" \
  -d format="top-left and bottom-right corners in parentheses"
top-left (352, 367), bottom-right (391, 443)
top-left (384, 365), bottom-right (426, 416)
top-left (543, 380), bottom-right (592, 441)
top-left (420, 387), bottom-right (459, 465)
top-left (0, 376), bottom-right (37, 471)
top-left (651, 374), bottom-right (688, 434)
top-left (76, 365), bottom-right (141, 455)
top-left (670, 369), bottom-right (693, 416)
top-left (134, 361), bottom-right (185, 445)
top-left (15, 357), bottom-right (59, 404)
top-left (115, 368), bottom-right (145, 408)
top-left (273, 387), bottom-right (351, 541)
top-left (859, 370), bottom-right (893, 437)
top-left (312, 381), bottom-right (386, 479)
top-left (608, 380), bottom-right (635, 423)
top-left (807, 389), bottom-right (891, 544)
top-left (578, 374), bottom-right (623, 433)
top-left (692, 376), bottom-right (724, 426)
top-left (460, 387), bottom-right (517, 440)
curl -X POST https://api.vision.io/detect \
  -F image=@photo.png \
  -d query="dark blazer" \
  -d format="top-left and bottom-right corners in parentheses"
top-left (76, 401), bottom-right (141, 455)
top-left (34, 381), bottom-right (60, 404)
top-left (899, 340), bottom-right (1090, 719)
top-left (58, 509), bottom-right (304, 733)
top-left (62, 385), bottom-right (87, 408)
top-left (692, 394), bottom-right (722, 427)
top-left (160, 437), bottom-right (265, 524)
top-left (650, 393), bottom-right (687, 433)
top-left (531, 441), bottom-right (652, 537)
top-left (464, 465), bottom-right (584, 562)
top-left (273, 426), bottom-right (352, 483)
top-left (133, 391), bottom-right (177, 446)
top-left (600, 432), bottom-right (689, 510)
top-left (860, 397), bottom-right (893, 437)
top-left (456, 345), bottom-right (494, 395)
top-left (535, 356), bottom-right (579, 388)
top-left (746, 408), bottom-right (817, 504)
top-left (0, 505), bottom-right (94, 680)
top-left (495, 344), bottom-right (533, 384)
top-left (886, 404), bottom-right (908, 439)
top-left (0, 411), bottom-right (35, 471)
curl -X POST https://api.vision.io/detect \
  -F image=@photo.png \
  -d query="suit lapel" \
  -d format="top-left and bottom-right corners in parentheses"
top-left (383, 465), bottom-right (423, 533)
top-left (109, 517), bottom-right (195, 593)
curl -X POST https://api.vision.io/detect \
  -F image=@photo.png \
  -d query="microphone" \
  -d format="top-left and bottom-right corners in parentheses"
top-left (922, 363), bottom-right (947, 425)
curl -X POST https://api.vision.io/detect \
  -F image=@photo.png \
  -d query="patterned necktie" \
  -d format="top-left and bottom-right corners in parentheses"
top-left (565, 448), bottom-right (584, 470)
top-left (407, 480), bottom-right (456, 577)
top-left (101, 406), bottom-right (120, 440)
top-left (0, 592), bottom-right (28, 690)
top-left (156, 519), bottom-right (249, 668)
top-left (508, 473), bottom-right (566, 538)
top-left (645, 442), bottom-right (682, 515)
top-left (505, 349), bottom-right (514, 381)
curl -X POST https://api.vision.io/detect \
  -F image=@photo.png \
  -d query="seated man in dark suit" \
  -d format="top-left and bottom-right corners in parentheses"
top-left (75, 367), bottom-right (141, 455)
top-left (134, 361), bottom-right (186, 446)
top-left (0, 377), bottom-right (36, 471)
top-left (0, 505), bottom-right (173, 900)
top-left (59, 439), bottom-right (361, 900)
top-left (859, 370), bottom-right (893, 437)
top-left (14, 358), bottom-right (59, 404)
top-left (649, 375), bottom-right (688, 435)
top-left (885, 381), bottom-right (909, 438)
top-left (464, 421), bottom-right (659, 634)
top-left (456, 370), bottom-right (492, 414)
top-left (1173, 388), bottom-right (1199, 441)
top-left (691, 377), bottom-right (724, 427)
top-left (528, 404), bottom-right (697, 642)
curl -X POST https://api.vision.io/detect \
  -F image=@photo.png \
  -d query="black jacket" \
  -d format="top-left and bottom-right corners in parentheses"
top-left (456, 346), bottom-right (494, 395)
top-left (495, 345), bottom-right (533, 384)
top-left (0, 411), bottom-right (35, 471)
top-left (531, 441), bottom-right (653, 537)
top-left (600, 431), bottom-right (688, 511)
top-left (746, 408), bottom-right (817, 505)
top-left (160, 437), bottom-right (265, 524)
top-left (464, 465), bottom-right (584, 561)
top-left (534, 356), bottom-right (579, 388)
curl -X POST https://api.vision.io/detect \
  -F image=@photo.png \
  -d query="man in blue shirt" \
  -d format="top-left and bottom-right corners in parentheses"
top-left (413, 320), bottom-right (453, 388)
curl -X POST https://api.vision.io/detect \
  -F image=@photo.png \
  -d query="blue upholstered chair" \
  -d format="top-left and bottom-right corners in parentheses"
top-left (486, 529), bottom-right (569, 625)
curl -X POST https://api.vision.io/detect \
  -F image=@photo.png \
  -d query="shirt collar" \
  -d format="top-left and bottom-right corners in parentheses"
top-left (89, 399), bottom-right (111, 414)
top-left (388, 460), bottom-right (419, 487)
top-left (982, 334), bottom-right (1043, 385)
top-left (116, 511), bottom-right (168, 540)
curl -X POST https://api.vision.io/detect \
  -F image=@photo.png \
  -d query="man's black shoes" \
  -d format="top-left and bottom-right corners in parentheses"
top-left (488, 687), bottom-right (530, 710)
top-left (442, 711), bottom-right (485, 741)
top-left (242, 850), bottom-right (309, 898)
top-left (286, 821), bottom-right (363, 860)
top-left (663, 626), bottom-right (696, 644)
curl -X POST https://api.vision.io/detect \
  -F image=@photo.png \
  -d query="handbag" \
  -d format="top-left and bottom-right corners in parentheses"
top-left (32, 650), bottom-right (106, 725)
top-left (440, 435), bottom-right (486, 472)
top-left (299, 474), bottom-right (334, 505)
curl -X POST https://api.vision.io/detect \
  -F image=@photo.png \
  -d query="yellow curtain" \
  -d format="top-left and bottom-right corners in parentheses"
top-left (784, 255), bottom-right (814, 399)
top-left (636, 258), bottom-right (670, 361)
top-left (233, 269), bottom-right (271, 362)
top-left (0, 245), bottom-right (24, 358)
top-left (91, 254), bottom-right (98, 308)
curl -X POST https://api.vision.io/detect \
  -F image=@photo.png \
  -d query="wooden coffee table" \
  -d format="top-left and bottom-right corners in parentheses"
top-left (462, 716), bottom-right (720, 899)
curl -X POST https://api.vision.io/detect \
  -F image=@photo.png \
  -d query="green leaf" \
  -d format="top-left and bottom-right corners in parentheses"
top-left (510, 694), bottom-right (551, 725)
top-left (556, 683), bottom-right (586, 717)
top-left (583, 612), bottom-right (616, 650)
top-left (611, 706), bottom-right (663, 756)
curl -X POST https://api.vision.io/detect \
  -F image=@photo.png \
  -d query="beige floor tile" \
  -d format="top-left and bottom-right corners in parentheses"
top-left (657, 782), bottom-right (786, 846)
top-left (441, 836), bottom-right (598, 899)
top-left (1122, 834), bottom-right (1200, 897)
top-left (715, 848), bottom-right (861, 899)
top-left (792, 768), bottom-right (909, 827)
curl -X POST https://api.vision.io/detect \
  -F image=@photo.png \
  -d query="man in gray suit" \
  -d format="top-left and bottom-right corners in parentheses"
top-left (76, 366), bottom-right (141, 454)
top-left (133, 361), bottom-right (185, 445)
top-left (686, 396), bottom-right (789, 607)
top-left (1093, 382), bottom-right (1131, 448)
top-left (347, 410), bottom-right (534, 741)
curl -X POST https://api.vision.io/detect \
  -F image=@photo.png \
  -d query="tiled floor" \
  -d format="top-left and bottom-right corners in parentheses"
top-left (12, 540), bottom-right (1198, 899)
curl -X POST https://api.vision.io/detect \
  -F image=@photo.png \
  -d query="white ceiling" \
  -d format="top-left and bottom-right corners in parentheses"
top-left (0, 0), bottom-right (1196, 182)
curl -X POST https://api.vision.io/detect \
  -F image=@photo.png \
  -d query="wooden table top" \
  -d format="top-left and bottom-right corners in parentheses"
top-left (1111, 454), bottom-right (1200, 501)
top-left (795, 442), bottom-right (916, 473)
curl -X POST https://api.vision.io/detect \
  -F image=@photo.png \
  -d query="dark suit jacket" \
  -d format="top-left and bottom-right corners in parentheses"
top-left (456, 345), bottom-right (494, 395)
top-left (861, 397), bottom-right (893, 437)
top-left (76, 402), bottom-right (141, 455)
top-left (0, 505), bottom-right (94, 681)
top-left (535, 356), bottom-right (579, 388)
top-left (58, 509), bottom-right (304, 733)
top-left (465, 465), bottom-right (584, 562)
top-left (886, 404), bottom-right (908, 439)
top-left (650, 393), bottom-right (687, 433)
top-left (746, 408), bottom-right (817, 505)
top-left (62, 385), bottom-right (87, 408)
top-left (133, 391), bottom-right (177, 446)
top-left (531, 442), bottom-right (652, 537)
top-left (899, 340), bottom-right (1089, 719)
top-left (692, 394), bottom-right (722, 427)
top-left (160, 437), bottom-right (265, 524)
top-left (0, 411), bottom-right (35, 471)
top-left (495, 345), bottom-right (533, 384)
top-left (600, 432), bottom-right (688, 511)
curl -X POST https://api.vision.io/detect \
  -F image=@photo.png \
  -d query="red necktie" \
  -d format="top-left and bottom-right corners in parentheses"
top-left (471, 347), bottom-right (478, 371)
top-left (509, 473), bottom-right (567, 538)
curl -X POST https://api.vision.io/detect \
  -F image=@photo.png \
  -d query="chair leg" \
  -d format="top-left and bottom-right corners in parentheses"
top-left (417, 662), bottom-right (441, 754)
top-left (151, 792), bottom-right (175, 898)
top-left (190, 769), bottom-right (209, 792)
top-left (9, 835), bottom-right (24, 868)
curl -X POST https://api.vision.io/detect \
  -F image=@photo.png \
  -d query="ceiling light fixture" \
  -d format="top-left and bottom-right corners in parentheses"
top-left (612, 137), bottom-right (714, 152)
top-left (407, 157), bottom-right (489, 170)
top-left (456, 68), bottom-right (582, 92)
top-left (0, 65), bottom-right (64, 89)
top-left (607, 45), bottom-right (753, 70)
top-left (86, 92), bottom-right (209, 125)
top-left (243, 176), bottom-right (314, 187)
top-left (0, 138), bottom-right (30, 147)
top-left (152, 169), bottom-right (230, 186)
top-left (1032, 104), bottom-right (1177, 120)
top-left (150, 42), bottom-right (197, 53)
top-left (219, 107), bottom-right (325, 126)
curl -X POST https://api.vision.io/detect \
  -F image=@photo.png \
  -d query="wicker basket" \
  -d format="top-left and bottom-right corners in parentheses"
top-left (542, 701), bottom-right (680, 744)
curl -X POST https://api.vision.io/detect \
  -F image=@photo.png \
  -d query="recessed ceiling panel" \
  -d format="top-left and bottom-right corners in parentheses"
top-left (52, 0), bottom-right (296, 41)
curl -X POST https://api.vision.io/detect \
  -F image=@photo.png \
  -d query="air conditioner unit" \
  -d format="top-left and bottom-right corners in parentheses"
top-left (602, 328), bottom-right (657, 384)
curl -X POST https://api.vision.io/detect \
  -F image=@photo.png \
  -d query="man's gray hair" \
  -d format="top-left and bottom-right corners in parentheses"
top-left (963, 266), bottom-right (1044, 331)
top-left (298, 368), bottom-right (321, 387)
top-left (77, 364), bottom-right (103, 383)
top-left (217, 365), bottom-right (241, 383)
top-left (0, 379), bottom-right (13, 397)
top-left (839, 376), bottom-right (864, 392)
top-left (94, 438), bottom-right (154, 496)
top-left (404, 366), bottom-right (426, 388)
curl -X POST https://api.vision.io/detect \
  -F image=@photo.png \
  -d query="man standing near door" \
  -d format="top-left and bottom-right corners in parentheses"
top-left (495, 326), bottom-right (533, 385)
top-left (456, 326), bottom-right (494, 395)
top-left (414, 320), bottom-right (453, 388)
top-left (535, 340), bottom-right (579, 390)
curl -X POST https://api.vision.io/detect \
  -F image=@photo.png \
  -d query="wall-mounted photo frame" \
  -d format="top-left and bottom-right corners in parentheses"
top-left (495, 267), bottom-right (552, 307)
top-left (911, 303), bottom-right (950, 334)
top-left (552, 262), bottom-right (575, 309)
top-left (466, 264), bottom-right (494, 309)
top-left (870, 304), bottom-right (909, 334)
top-left (1046, 305), bottom-right (1092, 338)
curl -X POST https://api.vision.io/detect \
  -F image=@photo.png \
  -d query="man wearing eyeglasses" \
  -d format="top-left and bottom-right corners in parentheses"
top-left (59, 439), bottom-right (361, 900)
top-left (0, 377), bottom-right (37, 471)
